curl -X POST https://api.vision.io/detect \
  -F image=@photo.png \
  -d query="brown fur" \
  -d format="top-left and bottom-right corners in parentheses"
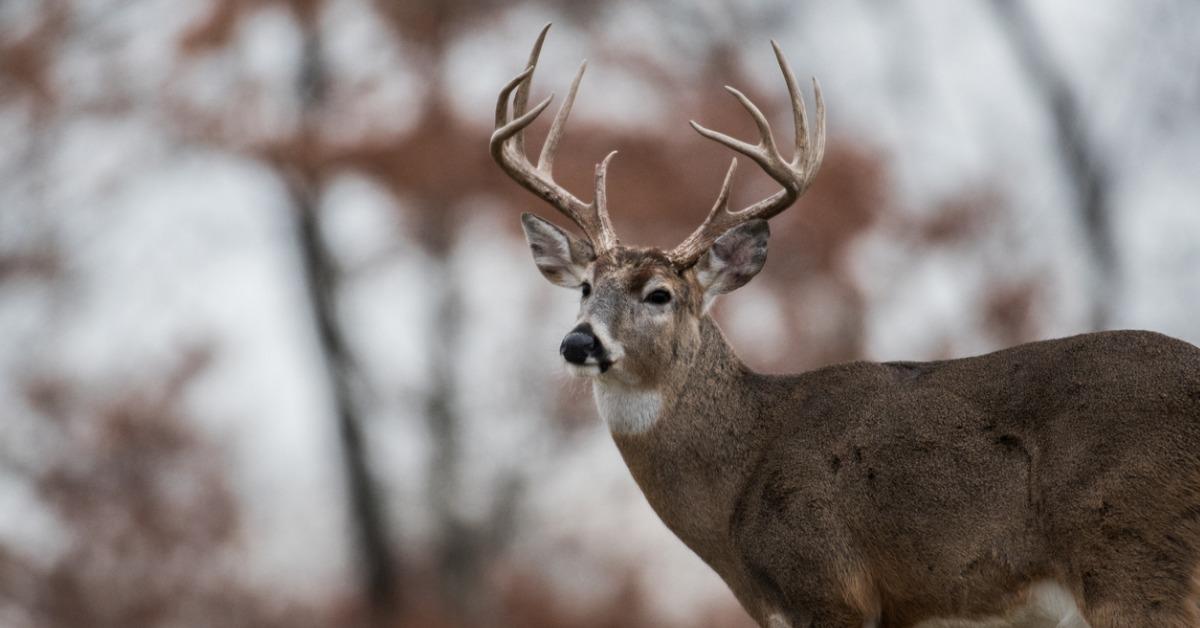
top-left (612, 307), bottom-right (1200, 627)
top-left (509, 201), bottom-right (1200, 628)
top-left (581, 247), bottom-right (702, 387)
top-left (522, 228), bottom-right (1200, 627)
top-left (502, 28), bottom-right (1200, 626)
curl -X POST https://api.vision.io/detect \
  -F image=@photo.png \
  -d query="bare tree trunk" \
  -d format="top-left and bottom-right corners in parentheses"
top-left (417, 207), bottom-right (499, 624)
top-left (422, 246), bottom-right (524, 626)
top-left (290, 28), bottom-right (398, 617)
top-left (422, 254), bottom-right (475, 618)
top-left (991, 0), bottom-right (1117, 330)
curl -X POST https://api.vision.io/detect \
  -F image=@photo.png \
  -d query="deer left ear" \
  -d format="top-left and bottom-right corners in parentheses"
top-left (695, 219), bottom-right (769, 308)
top-left (521, 213), bottom-right (596, 288)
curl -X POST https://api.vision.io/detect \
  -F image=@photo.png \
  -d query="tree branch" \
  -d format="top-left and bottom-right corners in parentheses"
top-left (991, 0), bottom-right (1117, 330)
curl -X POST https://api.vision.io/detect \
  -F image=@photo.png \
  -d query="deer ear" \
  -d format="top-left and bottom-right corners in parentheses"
top-left (520, 213), bottom-right (595, 288)
top-left (695, 219), bottom-right (769, 307)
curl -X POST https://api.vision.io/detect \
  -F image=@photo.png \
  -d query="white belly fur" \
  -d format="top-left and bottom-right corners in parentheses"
top-left (912, 580), bottom-right (1088, 628)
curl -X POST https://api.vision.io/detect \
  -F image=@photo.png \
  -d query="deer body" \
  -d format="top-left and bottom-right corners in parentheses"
top-left (608, 319), bottom-right (1200, 626)
top-left (492, 25), bottom-right (1200, 627)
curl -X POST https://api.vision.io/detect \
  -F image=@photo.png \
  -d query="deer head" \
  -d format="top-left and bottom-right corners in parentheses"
top-left (491, 24), bottom-right (825, 389)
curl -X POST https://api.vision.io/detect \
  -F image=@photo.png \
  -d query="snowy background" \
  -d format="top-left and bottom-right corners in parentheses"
top-left (1, 1), bottom-right (1198, 626)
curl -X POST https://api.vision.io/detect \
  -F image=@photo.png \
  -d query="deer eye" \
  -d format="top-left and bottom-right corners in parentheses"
top-left (581, 282), bottom-right (591, 298)
top-left (645, 289), bottom-right (672, 305)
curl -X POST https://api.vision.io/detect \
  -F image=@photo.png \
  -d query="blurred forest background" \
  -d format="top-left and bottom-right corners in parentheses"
top-left (1, 0), bottom-right (1198, 626)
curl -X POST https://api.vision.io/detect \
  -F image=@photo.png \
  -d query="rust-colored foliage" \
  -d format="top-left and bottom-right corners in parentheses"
top-left (0, 250), bottom-right (60, 281)
top-left (492, 567), bottom-right (756, 628)
top-left (983, 279), bottom-right (1043, 347)
top-left (180, 0), bottom-right (323, 52)
top-left (4, 349), bottom-right (351, 628)
top-left (0, 0), bottom-right (65, 110)
top-left (370, 0), bottom-right (510, 51)
top-left (913, 193), bottom-right (997, 246)
top-left (497, 570), bottom-right (655, 628)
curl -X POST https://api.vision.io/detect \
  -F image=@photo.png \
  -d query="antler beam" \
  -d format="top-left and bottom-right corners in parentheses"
top-left (490, 24), bottom-right (620, 252)
top-left (667, 41), bottom-right (826, 268)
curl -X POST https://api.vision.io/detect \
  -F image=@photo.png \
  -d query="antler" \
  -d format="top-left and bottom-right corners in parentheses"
top-left (667, 41), bottom-right (826, 268)
top-left (490, 24), bottom-right (620, 252)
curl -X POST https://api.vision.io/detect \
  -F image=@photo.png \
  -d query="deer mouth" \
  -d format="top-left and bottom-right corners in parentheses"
top-left (565, 357), bottom-right (615, 377)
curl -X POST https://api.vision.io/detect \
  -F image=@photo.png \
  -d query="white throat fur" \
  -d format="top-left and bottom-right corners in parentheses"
top-left (593, 381), bottom-right (662, 434)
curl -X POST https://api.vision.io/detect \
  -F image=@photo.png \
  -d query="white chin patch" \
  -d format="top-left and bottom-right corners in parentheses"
top-left (565, 363), bottom-right (603, 377)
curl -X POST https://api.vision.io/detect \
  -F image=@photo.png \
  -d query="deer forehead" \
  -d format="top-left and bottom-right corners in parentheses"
top-left (590, 249), bottom-right (694, 296)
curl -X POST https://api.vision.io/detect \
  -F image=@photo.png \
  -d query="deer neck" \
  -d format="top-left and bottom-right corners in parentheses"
top-left (597, 316), bottom-right (763, 560)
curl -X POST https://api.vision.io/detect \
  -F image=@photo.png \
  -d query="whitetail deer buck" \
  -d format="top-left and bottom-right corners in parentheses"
top-left (491, 25), bottom-right (1200, 628)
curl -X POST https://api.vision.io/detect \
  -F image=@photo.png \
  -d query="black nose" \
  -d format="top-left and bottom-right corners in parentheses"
top-left (560, 324), bottom-right (599, 365)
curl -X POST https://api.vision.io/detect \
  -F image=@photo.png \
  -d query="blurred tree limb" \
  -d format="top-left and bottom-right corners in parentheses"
top-left (991, 0), bottom-right (1117, 330)
top-left (288, 21), bottom-right (399, 618)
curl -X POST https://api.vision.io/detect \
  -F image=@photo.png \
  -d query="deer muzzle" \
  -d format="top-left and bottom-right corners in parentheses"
top-left (560, 323), bottom-right (612, 373)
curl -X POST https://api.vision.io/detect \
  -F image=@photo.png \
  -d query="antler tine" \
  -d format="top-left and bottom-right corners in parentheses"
top-left (490, 25), bottom-right (619, 252)
top-left (724, 86), bottom-right (781, 158)
top-left (493, 88), bottom-right (554, 146)
top-left (772, 40), bottom-right (808, 167)
top-left (808, 77), bottom-right (827, 176)
top-left (538, 60), bottom-right (586, 175)
top-left (494, 66), bottom-right (534, 129)
top-left (511, 23), bottom-right (551, 158)
top-left (593, 151), bottom-right (620, 249)
top-left (668, 42), bottom-right (826, 268)
top-left (668, 159), bottom-right (739, 260)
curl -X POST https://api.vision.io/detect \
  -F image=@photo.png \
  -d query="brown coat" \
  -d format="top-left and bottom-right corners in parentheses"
top-left (615, 321), bottom-right (1200, 627)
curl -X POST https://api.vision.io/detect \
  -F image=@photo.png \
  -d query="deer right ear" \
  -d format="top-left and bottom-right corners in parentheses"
top-left (520, 213), bottom-right (596, 288)
top-left (695, 219), bottom-right (769, 309)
